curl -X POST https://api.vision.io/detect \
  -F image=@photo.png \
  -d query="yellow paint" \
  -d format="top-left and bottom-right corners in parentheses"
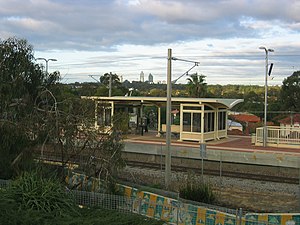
top-left (258, 214), bottom-right (268, 223)
top-left (161, 198), bottom-right (172, 221)
top-left (147, 194), bottom-right (157, 217)
top-left (196, 207), bottom-right (206, 225)
top-left (281, 214), bottom-right (293, 224)
top-left (124, 186), bottom-right (132, 198)
top-left (215, 212), bottom-right (225, 225)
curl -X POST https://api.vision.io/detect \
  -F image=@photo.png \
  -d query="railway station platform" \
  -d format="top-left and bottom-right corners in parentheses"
top-left (123, 131), bottom-right (300, 169)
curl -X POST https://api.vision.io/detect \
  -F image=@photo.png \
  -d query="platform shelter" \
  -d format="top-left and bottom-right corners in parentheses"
top-left (81, 96), bottom-right (243, 143)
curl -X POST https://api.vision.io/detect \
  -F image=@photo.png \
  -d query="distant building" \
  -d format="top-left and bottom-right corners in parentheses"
top-left (119, 75), bottom-right (123, 83)
top-left (279, 114), bottom-right (300, 128)
top-left (148, 73), bottom-right (153, 83)
top-left (230, 113), bottom-right (261, 135)
top-left (140, 71), bottom-right (144, 82)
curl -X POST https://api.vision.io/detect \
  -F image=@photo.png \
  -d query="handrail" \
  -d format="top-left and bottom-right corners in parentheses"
top-left (255, 126), bottom-right (300, 147)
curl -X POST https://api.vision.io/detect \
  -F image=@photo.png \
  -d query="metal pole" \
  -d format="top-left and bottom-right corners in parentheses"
top-left (263, 50), bottom-right (268, 147)
top-left (259, 46), bottom-right (274, 147)
top-left (45, 60), bottom-right (49, 75)
top-left (165, 48), bottom-right (172, 189)
top-left (201, 155), bottom-right (204, 179)
top-left (36, 58), bottom-right (57, 75)
top-left (109, 72), bottom-right (112, 97)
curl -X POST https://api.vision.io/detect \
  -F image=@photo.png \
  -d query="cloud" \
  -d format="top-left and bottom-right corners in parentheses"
top-left (1, 0), bottom-right (300, 85)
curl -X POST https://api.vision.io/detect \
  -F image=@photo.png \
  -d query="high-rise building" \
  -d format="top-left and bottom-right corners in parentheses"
top-left (140, 71), bottom-right (144, 82)
top-left (148, 73), bottom-right (153, 83)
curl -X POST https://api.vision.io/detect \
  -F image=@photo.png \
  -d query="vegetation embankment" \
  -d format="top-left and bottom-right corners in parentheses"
top-left (0, 170), bottom-right (164, 225)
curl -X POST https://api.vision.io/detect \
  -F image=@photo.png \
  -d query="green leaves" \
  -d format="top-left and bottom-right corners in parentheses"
top-left (186, 73), bottom-right (207, 98)
top-left (6, 170), bottom-right (78, 215)
top-left (281, 71), bottom-right (300, 112)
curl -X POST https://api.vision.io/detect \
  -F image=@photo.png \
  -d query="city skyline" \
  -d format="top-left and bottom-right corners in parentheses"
top-left (1, 0), bottom-right (300, 85)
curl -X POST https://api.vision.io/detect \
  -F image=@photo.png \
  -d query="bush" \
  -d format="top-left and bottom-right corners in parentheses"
top-left (180, 182), bottom-right (216, 204)
top-left (179, 173), bottom-right (216, 204)
top-left (0, 122), bottom-right (34, 179)
top-left (2, 170), bottom-right (78, 216)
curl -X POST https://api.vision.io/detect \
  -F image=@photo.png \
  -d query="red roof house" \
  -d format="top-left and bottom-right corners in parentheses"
top-left (230, 114), bottom-right (261, 123)
top-left (229, 114), bottom-right (261, 135)
top-left (278, 114), bottom-right (300, 126)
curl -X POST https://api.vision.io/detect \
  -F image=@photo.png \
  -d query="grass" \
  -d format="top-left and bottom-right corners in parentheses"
top-left (0, 205), bottom-right (164, 225)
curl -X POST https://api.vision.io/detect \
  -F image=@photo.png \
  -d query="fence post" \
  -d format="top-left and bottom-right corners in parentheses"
top-left (177, 192), bottom-right (180, 225)
top-left (238, 208), bottom-right (243, 225)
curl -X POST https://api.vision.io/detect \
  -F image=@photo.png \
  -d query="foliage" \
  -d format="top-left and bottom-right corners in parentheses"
top-left (0, 37), bottom-right (60, 179)
top-left (0, 37), bottom-right (59, 120)
top-left (0, 122), bottom-right (34, 179)
top-left (81, 130), bottom-right (126, 194)
top-left (96, 72), bottom-right (128, 96)
top-left (0, 174), bottom-right (163, 225)
top-left (186, 73), bottom-right (207, 98)
top-left (1, 170), bottom-right (78, 216)
top-left (281, 71), bottom-right (300, 112)
top-left (179, 173), bottom-right (216, 204)
top-left (112, 111), bottom-right (131, 134)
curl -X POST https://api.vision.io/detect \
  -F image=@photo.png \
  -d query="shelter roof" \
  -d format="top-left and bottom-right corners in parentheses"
top-left (81, 96), bottom-right (243, 109)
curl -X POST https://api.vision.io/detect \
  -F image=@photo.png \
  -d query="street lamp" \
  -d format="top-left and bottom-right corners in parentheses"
top-left (36, 58), bottom-right (57, 74)
top-left (259, 46), bottom-right (274, 147)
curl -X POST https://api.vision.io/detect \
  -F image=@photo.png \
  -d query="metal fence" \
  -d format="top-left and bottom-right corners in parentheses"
top-left (1, 179), bottom-right (299, 225)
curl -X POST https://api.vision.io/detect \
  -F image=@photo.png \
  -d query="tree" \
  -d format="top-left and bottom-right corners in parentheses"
top-left (0, 37), bottom-right (60, 120)
top-left (186, 73), bottom-right (207, 98)
top-left (97, 72), bottom-right (128, 96)
top-left (281, 71), bottom-right (300, 112)
top-left (0, 37), bottom-right (60, 178)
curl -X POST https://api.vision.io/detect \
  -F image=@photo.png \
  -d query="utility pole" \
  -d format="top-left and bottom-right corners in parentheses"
top-left (165, 49), bottom-right (172, 189)
top-left (165, 50), bottom-right (199, 190)
top-left (109, 72), bottom-right (112, 97)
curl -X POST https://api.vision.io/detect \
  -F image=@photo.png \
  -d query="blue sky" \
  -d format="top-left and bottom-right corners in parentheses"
top-left (1, 0), bottom-right (300, 85)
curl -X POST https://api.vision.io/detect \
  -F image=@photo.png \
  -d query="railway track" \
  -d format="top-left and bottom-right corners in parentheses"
top-left (36, 152), bottom-right (299, 184)
top-left (125, 160), bottom-right (299, 184)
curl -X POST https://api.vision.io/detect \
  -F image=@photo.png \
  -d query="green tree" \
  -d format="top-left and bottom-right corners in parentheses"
top-left (97, 72), bottom-right (128, 96)
top-left (281, 71), bottom-right (300, 112)
top-left (0, 37), bottom-right (59, 178)
top-left (148, 88), bottom-right (166, 97)
top-left (186, 73), bottom-right (207, 98)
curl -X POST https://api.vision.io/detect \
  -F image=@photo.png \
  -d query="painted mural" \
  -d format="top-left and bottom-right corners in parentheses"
top-left (66, 172), bottom-right (300, 225)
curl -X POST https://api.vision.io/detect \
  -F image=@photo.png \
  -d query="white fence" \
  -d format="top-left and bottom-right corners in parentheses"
top-left (255, 126), bottom-right (300, 148)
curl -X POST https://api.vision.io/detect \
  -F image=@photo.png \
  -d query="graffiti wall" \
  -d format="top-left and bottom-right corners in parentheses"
top-left (66, 172), bottom-right (300, 225)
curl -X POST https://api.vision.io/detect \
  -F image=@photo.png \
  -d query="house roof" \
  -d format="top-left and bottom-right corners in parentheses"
top-left (278, 114), bottom-right (300, 124)
top-left (81, 96), bottom-right (244, 109)
top-left (227, 119), bottom-right (243, 127)
top-left (230, 114), bottom-right (261, 123)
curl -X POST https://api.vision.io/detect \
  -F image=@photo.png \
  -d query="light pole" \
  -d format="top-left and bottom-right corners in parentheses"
top-left (259, 46), bottom-right (274, 147)
top-left (36, 58), bottom-right (57, 74)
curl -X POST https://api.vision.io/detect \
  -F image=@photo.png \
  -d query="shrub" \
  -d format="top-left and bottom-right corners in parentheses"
top-left (3, 170), bottom-right (78, 216)
top-left (179, 173), bottom-right (216, 204)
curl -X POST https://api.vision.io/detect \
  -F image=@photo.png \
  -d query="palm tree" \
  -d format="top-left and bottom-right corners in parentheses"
top-left (186, 73), bottom-right (207, 97)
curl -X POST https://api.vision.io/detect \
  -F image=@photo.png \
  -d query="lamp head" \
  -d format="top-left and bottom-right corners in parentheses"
top-left (259, 46), bottom-right (266, 50)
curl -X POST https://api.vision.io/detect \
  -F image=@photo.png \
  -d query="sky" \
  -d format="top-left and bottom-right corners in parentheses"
top-left (1, 0), bottom-right (300, 85)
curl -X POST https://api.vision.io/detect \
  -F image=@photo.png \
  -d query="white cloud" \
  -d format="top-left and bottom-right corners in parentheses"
top-left (1, 0), bottom-right (299, 85)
